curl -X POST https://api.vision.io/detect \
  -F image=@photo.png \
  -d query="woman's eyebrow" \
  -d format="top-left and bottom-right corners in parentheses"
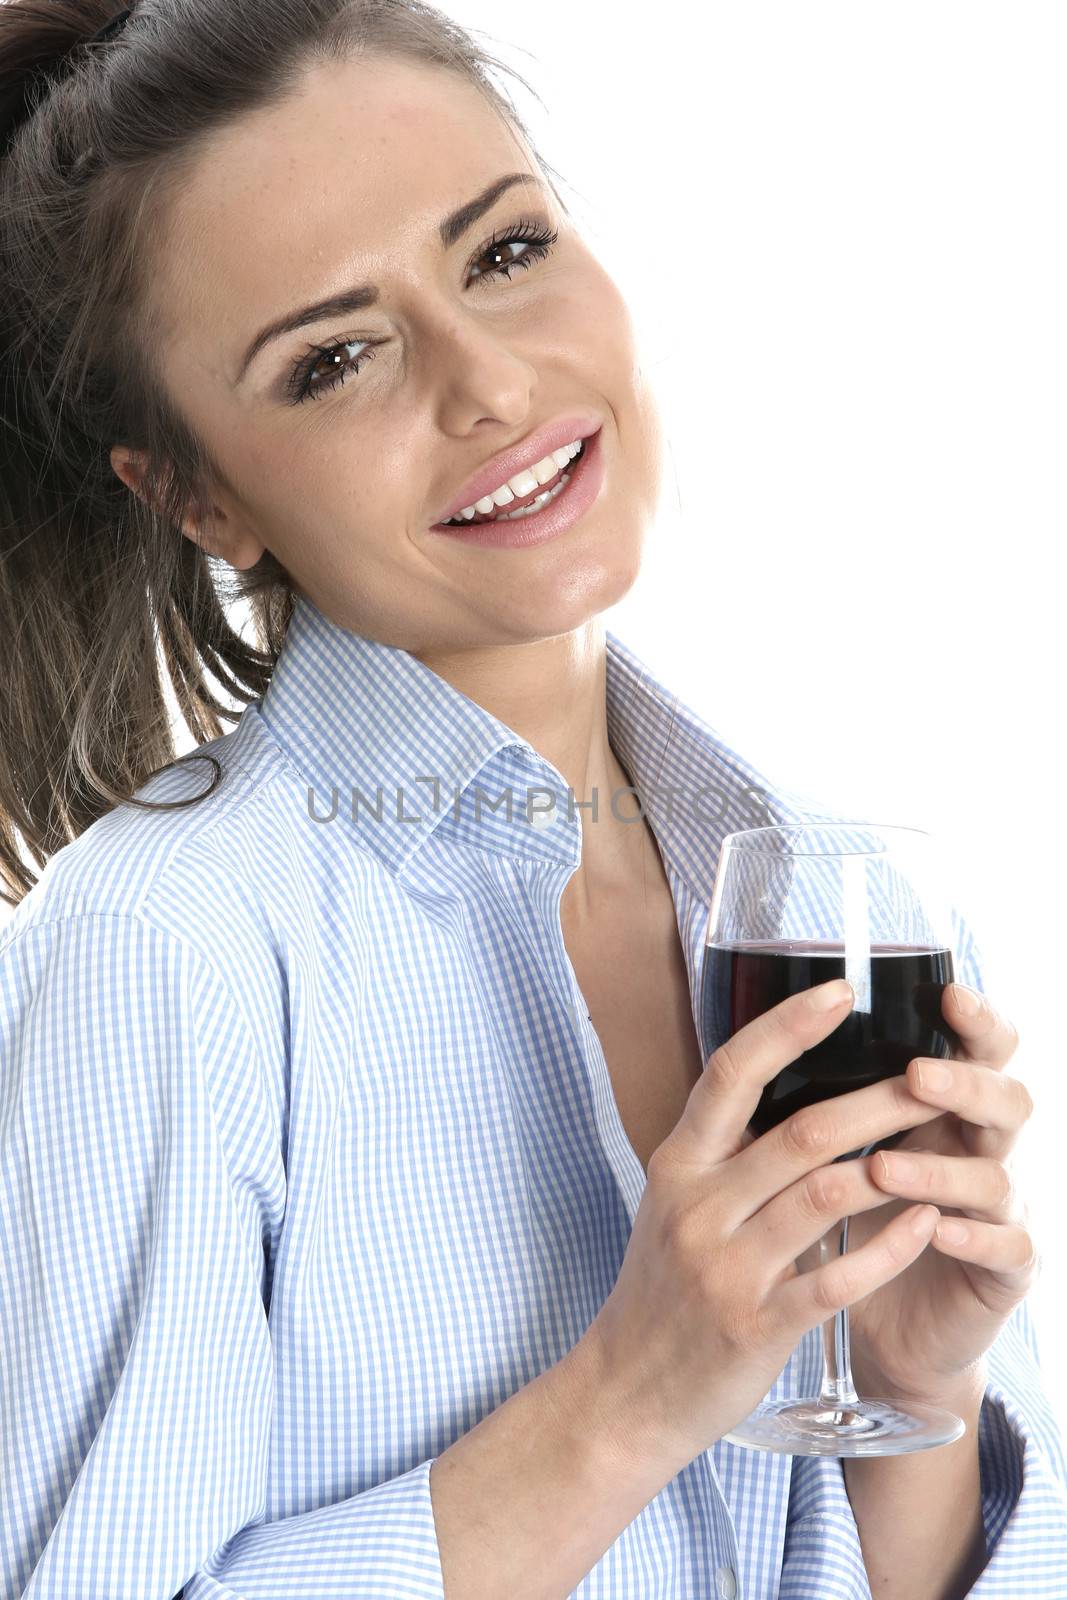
top-left (233, 171), bottom-right (550, 387)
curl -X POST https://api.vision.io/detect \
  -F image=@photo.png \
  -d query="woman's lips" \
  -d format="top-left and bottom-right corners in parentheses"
top-left (430, 412), bottom-right (604, 525)
top-left (437, 448), bottom-right (580, 527)
top-left (427, 426), bottom-right (605, 550)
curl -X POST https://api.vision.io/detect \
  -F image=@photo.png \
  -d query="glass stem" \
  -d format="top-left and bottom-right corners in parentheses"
top-left (817, 1210), bottom-right (861, 1410)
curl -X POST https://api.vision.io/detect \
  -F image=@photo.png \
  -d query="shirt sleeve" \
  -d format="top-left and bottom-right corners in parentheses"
top-left (0, 913), bottom-right (445, 1600)
top-left (778, 907), bottom-right (1067, 1598)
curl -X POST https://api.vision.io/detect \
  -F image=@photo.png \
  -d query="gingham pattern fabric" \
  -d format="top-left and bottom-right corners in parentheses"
top-left (2, 592), bottom-right (1064, 1598)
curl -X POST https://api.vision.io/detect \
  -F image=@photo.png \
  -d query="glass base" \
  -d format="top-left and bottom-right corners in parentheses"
top-left (721, 1395), bottom-right (966, 1457)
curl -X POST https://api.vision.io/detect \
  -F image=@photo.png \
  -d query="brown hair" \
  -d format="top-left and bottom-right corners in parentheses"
top-left (0, 0), bottom-right (570, 907)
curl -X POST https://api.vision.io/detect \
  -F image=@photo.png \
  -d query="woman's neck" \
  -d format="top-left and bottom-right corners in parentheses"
top-left (412, 620), bottom-right (659, 905)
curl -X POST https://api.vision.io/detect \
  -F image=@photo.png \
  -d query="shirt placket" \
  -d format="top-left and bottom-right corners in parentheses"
top-left (537, 820), bottom-right (748, 1596)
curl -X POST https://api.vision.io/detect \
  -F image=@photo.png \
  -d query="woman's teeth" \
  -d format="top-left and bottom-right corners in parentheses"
top-left (441, 438), bottom-right (585, 525)
top-left (476, 472), bottom-right (572, 522)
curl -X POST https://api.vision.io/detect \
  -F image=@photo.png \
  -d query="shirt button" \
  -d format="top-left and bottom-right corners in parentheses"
top-left (715, 1567), bottom-right (737, 1600)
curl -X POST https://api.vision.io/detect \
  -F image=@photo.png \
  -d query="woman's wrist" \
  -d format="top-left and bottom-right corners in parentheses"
top-left (847, 1354), bottom-right (989, 1417)
top-left (842, 1376), bottom-right (988, 1600)
top-left (429, 1330), bottom-right (680, 1599)
top-left (843, 1364), bottom-right (987, 1503)
top-left (557, 1323), bottom-right (687, 1492)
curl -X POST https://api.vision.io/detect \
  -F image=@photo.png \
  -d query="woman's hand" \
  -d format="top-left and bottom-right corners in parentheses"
top-left (587, 979), bottom-right (956, 1479)
top-left (805, 982), bottom-right (1040, 1406)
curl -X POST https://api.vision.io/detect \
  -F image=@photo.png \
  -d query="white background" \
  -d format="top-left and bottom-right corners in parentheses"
top-left (4, 3), bottom-right (1064, 1436)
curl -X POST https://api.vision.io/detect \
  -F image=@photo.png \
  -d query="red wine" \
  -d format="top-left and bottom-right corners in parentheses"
top-left (699, 941), bottom-right (962, 1155)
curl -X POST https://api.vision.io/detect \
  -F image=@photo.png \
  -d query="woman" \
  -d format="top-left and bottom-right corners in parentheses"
top-left (0, 2), bottom-right (1063, 1596)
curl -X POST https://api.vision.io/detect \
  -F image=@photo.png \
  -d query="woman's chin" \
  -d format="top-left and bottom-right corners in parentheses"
top-left (483, 543), bottom-right (643, 639)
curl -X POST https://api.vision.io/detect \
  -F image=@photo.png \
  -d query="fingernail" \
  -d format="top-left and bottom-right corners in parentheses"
top-left (880, 1151), bottom-right (918, 1182)
top-left (916, 1061), bottom-right (952, 1093)
top-left (936, 1219), bottom-right (969, 1245)
top-left (810, 978), bottom-right (854, 1012)
top-left (952, 983), bottom-right (981, 1017)
top-left (911, 1205), bottom-right (938, 1236)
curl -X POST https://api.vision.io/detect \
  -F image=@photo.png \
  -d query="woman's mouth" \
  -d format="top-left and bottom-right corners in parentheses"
top-left (428, 427), bottom-right (605, 550)
top-left (438, 440), bottom-right (586, 526)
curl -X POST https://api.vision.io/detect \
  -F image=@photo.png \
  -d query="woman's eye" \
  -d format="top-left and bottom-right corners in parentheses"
top-left (286, 218), bottom-right (559, 404)
top-left (285, 340), bottom-right (378, 406)
top-left (469, 225), bottom-right (557, 283)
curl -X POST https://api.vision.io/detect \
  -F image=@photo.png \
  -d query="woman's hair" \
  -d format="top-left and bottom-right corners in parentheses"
top-left (0, 0), bottom-right (569, 907)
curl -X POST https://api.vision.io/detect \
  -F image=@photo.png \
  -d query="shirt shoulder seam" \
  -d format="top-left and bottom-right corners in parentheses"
top-left (0, 909), bottom-right (258, 1049)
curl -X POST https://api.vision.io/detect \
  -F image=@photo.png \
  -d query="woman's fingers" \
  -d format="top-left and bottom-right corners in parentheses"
top-left (659, 978), bottom-right (855, 1172)
top-left (943, 984), bottom-right (1020, 1070)
top-left (869, 1146), bottom-right (1041, 1295)
top-left (929, 1216), bottom-right (1040, 1291)
top-left (904, 1057), bottom-right (1034, 1160)
top-left (767, 1202), bottom-right (940, 1338)
top-left (872, 1147), bottom-right (1019, 1223)
top-left (724, 1073), bottom-right (943, 1227)
top-left (744, 1153), bottom-right (920, 1278)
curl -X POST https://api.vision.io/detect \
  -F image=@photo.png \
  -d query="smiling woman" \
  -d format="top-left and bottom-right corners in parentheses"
top-left (3, 4), bottom-right (1065, 1600)
top-left (0, 0), bottom-right (656, 907)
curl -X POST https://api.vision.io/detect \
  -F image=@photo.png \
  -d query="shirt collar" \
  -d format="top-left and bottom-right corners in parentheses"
top-left (255, 592), bottom-right (783, 897)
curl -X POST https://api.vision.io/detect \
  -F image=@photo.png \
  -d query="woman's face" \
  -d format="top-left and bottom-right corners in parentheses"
top-left (136, 55), bottom-right (664, 655)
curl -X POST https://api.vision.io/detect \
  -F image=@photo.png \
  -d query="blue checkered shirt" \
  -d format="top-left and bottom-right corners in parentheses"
top-left (3, 592), bottom-right (1064, 1597)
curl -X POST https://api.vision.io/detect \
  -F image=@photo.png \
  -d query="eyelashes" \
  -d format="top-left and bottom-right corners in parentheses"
top-left (284, 215), bottom-right (560, 406)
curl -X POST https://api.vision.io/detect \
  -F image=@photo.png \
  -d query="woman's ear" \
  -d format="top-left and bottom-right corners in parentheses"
top-left (108, 443), bottom-right (267, 571)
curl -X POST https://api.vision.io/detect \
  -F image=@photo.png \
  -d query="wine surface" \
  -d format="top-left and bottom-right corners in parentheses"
top-left (699, 941), bottom-right (961, 1149)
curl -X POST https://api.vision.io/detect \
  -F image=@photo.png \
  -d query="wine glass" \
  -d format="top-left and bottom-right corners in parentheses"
top-left (699, 821), bottom-right (966, 1456)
